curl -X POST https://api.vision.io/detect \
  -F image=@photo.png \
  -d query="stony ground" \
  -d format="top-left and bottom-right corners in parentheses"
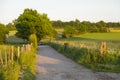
top-left (36, 45), bottom-right (120, 80)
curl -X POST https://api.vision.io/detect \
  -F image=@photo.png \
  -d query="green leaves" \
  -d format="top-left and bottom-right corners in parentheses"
top-left (62, 26), bottom-right (76, 38)
top-left (29, 34), bottom-right (37, 48)
top-left (0, 23), bottom-right (9, 44)
top-left (15, 8), bottom-right (54, 42)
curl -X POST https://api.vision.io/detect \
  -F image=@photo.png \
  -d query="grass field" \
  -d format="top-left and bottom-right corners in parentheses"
top-left (55, 28), bottom-right (120, 40)
top-left (59, 32), bottom-right (120, 41)
top-left (77, 32), bottom-right (120, 40)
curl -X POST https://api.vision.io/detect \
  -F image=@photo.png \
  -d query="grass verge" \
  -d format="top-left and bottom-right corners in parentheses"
top-left (48, 42), bottom-right (120, 73)
top-left (0, 46), bottom-right (36, 80)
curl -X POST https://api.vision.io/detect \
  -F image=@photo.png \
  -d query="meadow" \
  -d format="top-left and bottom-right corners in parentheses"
top-left (58, 32), bottom-right (120, 41)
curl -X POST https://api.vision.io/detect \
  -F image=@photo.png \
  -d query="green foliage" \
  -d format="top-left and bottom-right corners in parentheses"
top-left (5, 30), bottom-right (28, 44)
top-left (0, 23), bottom-right (9, 44)
top-left (52, 20), bottom-right (120, 33)
top-left (49, 42), bottom-right (120, 72)
top-left (14, 8), bottom-right (54, 42)
top-left (21, 69), bottom-right (35, 80)
top-left (6, 23), bottom-right (16, 31)
top-left (19, 48), bottom-right (36, 80)
top-left (6, 36), bottom-right (28, 44)
top-left (0, 62), bottom-right (20, 80)
top-left (29, 34), bottom-right (37, 48)
top-left (0, 45), bottom-right (36, 80)
top-left (62, 26), bottom-right (76, 38)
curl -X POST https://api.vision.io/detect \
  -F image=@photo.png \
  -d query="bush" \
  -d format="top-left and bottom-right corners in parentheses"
top-left (62, 26), bottom-right (76, 38)
top-left (29, 34), bottom-right (37, 48)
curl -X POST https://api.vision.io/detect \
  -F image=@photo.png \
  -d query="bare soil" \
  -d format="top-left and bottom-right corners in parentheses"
top-left (36, 45), bottom-right (120, 80)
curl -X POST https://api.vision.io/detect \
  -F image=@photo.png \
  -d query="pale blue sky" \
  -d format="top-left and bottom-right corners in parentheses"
top-left (0, 0), bottom-right (120, 24)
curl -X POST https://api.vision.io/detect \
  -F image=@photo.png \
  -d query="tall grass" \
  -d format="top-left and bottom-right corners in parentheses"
top-left (48, 42), bottom-right (120, 73)
top-left (0, 45), bottom-right (36, 80)
top-left (19, 48), bottom-right (36, 80)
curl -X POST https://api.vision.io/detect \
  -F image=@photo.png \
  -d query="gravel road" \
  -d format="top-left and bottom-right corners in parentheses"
top-left (36, 45), bottom-right (120, 80)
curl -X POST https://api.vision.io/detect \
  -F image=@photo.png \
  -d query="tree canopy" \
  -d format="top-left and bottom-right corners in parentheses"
top-left (6, 23), bottom-right (16, 31)
top-left (14, 8), bottom-right (54, 42)
top-left (62, 26), bottom-right (76, 38)
top-left (52, 20), bottom-right (120, 33)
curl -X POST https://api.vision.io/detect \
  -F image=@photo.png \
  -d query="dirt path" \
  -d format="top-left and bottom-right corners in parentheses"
top-left (36, 45), bottom-right (120, 80)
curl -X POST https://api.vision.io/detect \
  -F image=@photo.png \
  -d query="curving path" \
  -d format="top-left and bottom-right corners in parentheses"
top-left (36, 45), bottom-right (120, 80)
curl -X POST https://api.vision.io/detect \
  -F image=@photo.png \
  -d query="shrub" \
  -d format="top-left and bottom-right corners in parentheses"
top-left (62, 26), bottom-right (76, 38)
top-left (29, 34), bottom-right (37, 48)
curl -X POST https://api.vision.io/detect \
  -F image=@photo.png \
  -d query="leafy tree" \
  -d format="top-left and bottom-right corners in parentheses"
top-left (52, 20), bottom-right (120, 33)
top-left (76, 23), bottom-right (86, 33)
top-left (96, 21), bottom-right (107, 32)
top-left (14, 8), bottom-right (54, 42)
top-left (62, 26), bottom-right (76, 38)
top-left (6, 23), bottom-right (16, 31)
top-left (89, 25), bottom-right (99, 32)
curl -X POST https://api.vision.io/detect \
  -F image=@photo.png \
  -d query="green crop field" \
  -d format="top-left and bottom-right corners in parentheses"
top-left (78, 32), bottom-right (120, 40)
top-left (60, 32), bottom-right (120, 41)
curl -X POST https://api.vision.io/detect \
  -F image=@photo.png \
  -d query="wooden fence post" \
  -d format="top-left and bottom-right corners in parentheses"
top-left (25, 44), bottom-right (28, 52)
top-left (0, 50), bottom-right (3, 65)
top-left (28, 44), bottom-right (30, 51)
top-left (11, 46), bottom-right (14, 61)
top-left (8, 46), bottom-right (11, 62)
top-left (21, 47), bottom-right (23, 53)
top-left (17, 46), bottom-right (20, 58)
top-left (21, 47), bottom-right (24, 53)
top-left (27, 44), bottom-right (31, 51)
top-left (100, 42), bottom-right (107, 54)
top-left (4, 47), bottom-right (7, 65)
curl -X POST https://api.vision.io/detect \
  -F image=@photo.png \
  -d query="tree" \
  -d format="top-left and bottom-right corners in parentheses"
top-left (96, 21), bottom-right (107, 32)
top-left (0, 23), bottom-right (9, 44)
top-left (62, 26), bottom-right (76, 38)
top-left (89, 25), bottom-right (99, 32)
top-left (14, 8), bottom-right (54, 42)
top-left (6, 23), bottom-right (16, 31)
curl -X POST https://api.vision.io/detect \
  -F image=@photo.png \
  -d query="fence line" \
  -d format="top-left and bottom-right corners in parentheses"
top-left (0, 44), bottom-right (32, 66)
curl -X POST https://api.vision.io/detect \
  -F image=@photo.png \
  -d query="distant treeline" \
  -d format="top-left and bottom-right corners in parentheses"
top-left (52, 19), bottom-right (120, 32)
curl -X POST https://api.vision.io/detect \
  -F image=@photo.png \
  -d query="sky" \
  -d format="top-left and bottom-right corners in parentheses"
top-left (0, 0), bottom-right (120, 24)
